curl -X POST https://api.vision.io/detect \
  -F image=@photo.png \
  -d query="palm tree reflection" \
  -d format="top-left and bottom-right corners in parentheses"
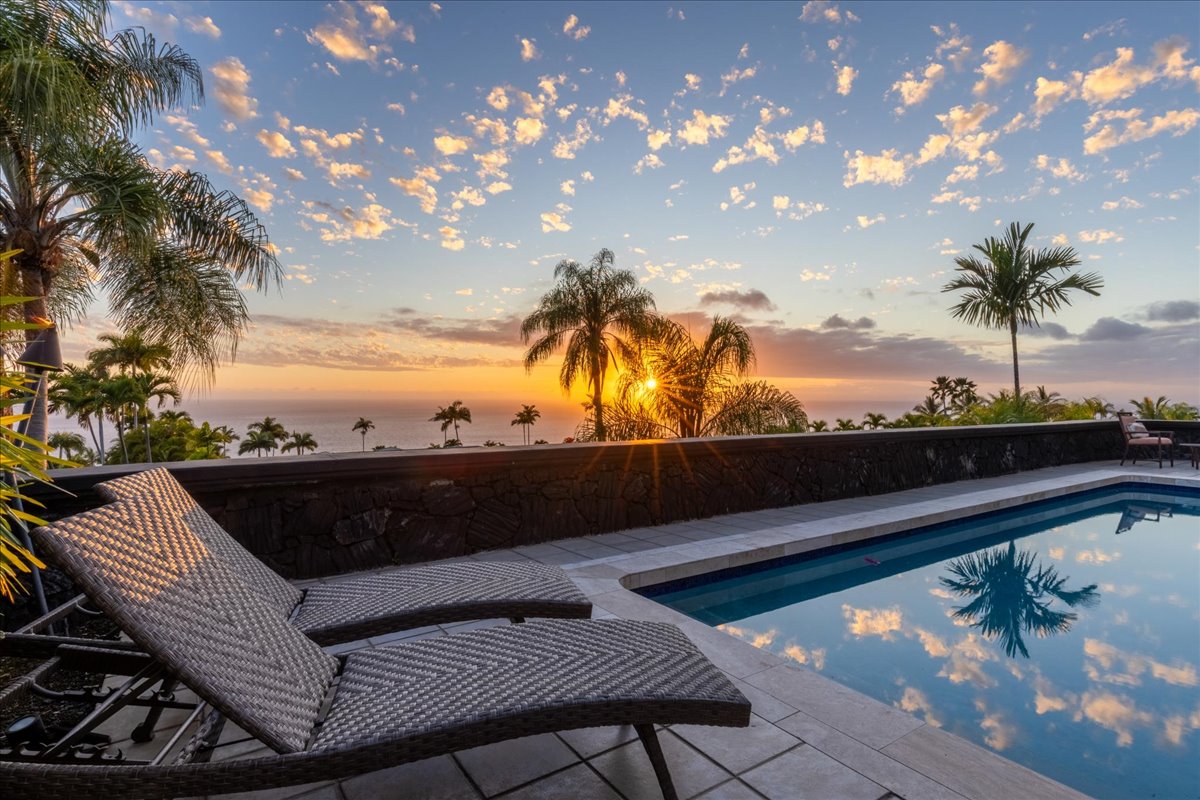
top-left (940, 542), bottom-right (1100, 658)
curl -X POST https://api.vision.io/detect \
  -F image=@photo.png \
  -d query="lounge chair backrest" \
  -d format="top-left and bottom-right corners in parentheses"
top-left (32, 493), bottom-right (338, 754)
top-left (95, 468), bottom-right (303, 617)
top-left (1117, 412), bottom-right (1151, 441)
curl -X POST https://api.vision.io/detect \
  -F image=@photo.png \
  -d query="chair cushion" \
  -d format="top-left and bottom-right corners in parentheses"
top-left (1126, 422), bottom-right (1149, 438)
top-left (1129, 436), bottom-right (1172, 445)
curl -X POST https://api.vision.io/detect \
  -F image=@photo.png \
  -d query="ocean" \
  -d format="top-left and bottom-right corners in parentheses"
top-left (48, 395), bottom-right (917, 457)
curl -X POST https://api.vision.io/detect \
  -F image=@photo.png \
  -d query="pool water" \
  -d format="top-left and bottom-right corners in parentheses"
top-left (644, 485), bottom-right (1200, 800)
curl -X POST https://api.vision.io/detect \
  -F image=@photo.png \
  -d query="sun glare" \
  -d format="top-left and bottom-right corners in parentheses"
top-left (645, 377), bottom-right (657, 391)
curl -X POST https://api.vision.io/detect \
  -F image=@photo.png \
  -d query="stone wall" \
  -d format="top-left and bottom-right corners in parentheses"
top-left (31, 419), bottom-right (1179, 580)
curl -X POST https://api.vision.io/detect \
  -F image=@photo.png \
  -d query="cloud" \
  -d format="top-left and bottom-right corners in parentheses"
top-left (450, 186), bottom-right (486, 209)
top-left (308, 2), bottom-right (411, 62)
top-left (1033, 76), bottom-right (1080, 116)
top-left (1023, 321), bottom-right (1071, 340)
top-left (634, 153), bottom-right (665, 174)
top-left (719, 65), bottom-right (757, 96)
top-left (540, 203), bottom-right (572, 232)
top-left (326, 161), bottom-right (370, 182)
top-left (1083, 107), bottom-right (1200, 154)
top-left (303, 201), bottom-right (393, 241)
top-left (604, 94), bottom-right (650, 128)
top-left (562, 14), bottom-right (590, 40)
top-left (937, 102), bottom-right (997, 136)
top-left (474, 148), bottom-right (510, 179)
top-left (699, 288), bottom-right (776, 311)
top-left (844, 148), bottom-right (908, 187)
top-left (821, 314), bottom-right (876, 330)
top-left (973, 40), bottom-right (1027, 95)
top-left (1101, 196), bottom-right (1142, 210)
top-left (856, 213), bottom-right (885, 228)
top-left (210, 57), bottom-right (258, 121)
top-left (683, 73), bottom-right (702, 91)
top-left (1082, 48), bottom-right (1151, 105)
top-left (552, 118), bottom-right (596, 159)
top-left (1142, 300), bottom-right (1199, 323)
top-left (434, 134), bottom-right (472, 156)
top-left (390, 172), bottom-right (439, 213)
top-left (185, 16), bottom-right (221, 38)
top-left (1034, 155), bottom-right (1084, 182)
top-left (560, 180), bottom-right (575, 196)
top-left (799, 1), bottom-right (857, 24)
top-left (1077, 228), bottom-right (1124, 244)
top-left (1080, 317), bottom-right (1148, 340)
top-left (647, 129), bottom-right (672, 151)
top-left (486, 87), bottom-right (510, 111)
top-left (256, 129), bottom-right (296, 158)
top-left (387, 101), bottom-right (406, 114)
top-left (891, 63), bottom-right (946, 111)
top-left (283, 167), bottom-right (306, 181)
top-left (514, 117), bottom-right (547, 145)
top-left (438, 225), bottom-right (464, 251)
top-left (678, 110), bottom-right (732, 145)
top-left (485, 181), bottom-right (512, 194)
top-left (835, 64), bottom-right (858, 95)
top-left (519, 37), bottom-right (539, 61)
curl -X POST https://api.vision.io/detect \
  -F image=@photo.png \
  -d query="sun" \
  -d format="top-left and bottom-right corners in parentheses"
top-left (645, 377), bottom-right (657, 390)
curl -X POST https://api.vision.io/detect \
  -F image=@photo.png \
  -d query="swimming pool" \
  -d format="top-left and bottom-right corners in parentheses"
top-left (643, 484), bottom-right (1200, 800)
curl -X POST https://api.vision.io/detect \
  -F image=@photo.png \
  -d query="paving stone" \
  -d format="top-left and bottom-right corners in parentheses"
top-left (693, 779), bottom-right (767, 799)
top-left (456, 733), bottom-right (579, 797)
top-left (743, 665), bottom-right (921, 748)
top-left (211, 781), bottom-right (341, 800)
top-left (725, 677), bottom-right (798, 724)
top-left (776, 711), bottom-right (968, 800)
top-left (672, 714), bottom-right (800, 774)
top-left (341, 755), bottom-right (478, 800)
top-left (741, 746), bottom-right (887, 800)
top-left (557, 725), bottom-right (639, 758)
top-left (880, 725), bottom-right (1089, 800)
top-left (589, 730), bottom-right (730, 799)
top-left (498, 763), bottom-right (621, 799)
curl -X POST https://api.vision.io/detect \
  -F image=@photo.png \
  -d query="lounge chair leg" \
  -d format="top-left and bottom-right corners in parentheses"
top-left (635, 723), bottom-right (679, 800)
top-left (131, 677), bottom-right (179, 742)
top-left (508, 616), bottom-right (526, 624)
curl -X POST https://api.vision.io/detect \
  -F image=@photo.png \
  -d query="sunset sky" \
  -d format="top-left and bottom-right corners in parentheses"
top-left (68, 1), bottom-right (1200, 414)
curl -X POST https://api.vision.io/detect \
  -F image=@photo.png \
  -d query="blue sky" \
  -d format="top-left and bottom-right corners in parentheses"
top-left (81, 0), bottom-right (1200, 411)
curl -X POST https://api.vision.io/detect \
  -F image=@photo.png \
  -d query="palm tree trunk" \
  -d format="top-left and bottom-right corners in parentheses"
top-left (97, 415), bottom-right (106, 458)
top-left (592, 357), bottom-right (606, 441)
top-left (1009, 320), bottom-right (1021, 399)
top-left (361, 433), bottom-right (365, 452)
top-left (144, 420), bottom-right (154, 464)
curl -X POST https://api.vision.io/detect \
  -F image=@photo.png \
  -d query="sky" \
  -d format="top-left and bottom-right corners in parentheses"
top-left (66, 0), bottom-right (1200, 417)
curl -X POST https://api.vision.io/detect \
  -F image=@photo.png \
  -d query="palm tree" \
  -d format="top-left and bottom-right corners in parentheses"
top-left (949, 377), bottom-right (980, 415)
top-left (89, 332), bottom-right (171, 377)
top-left (352, 417), bottom-right (375, 451)
top-left (930, 376), bottom-right (955, 415)
top-left (942, 222), bottom-right (1102, 398)
top-left (0, 0), bottom-right (281, 379)
top-left (237, 429), bottom-right (277, 457)
top-left (49, 363), bottom-right (108, 455)
top-left (1128, 396), bottom-right (1170, 419)
top-left (280, 431), bottom-right (318, 455)
top-left (616, 316), bottom-right (805, 439)
top-left (940, 542), bottom-right (1100, 658)
top-left (188, 421), bottom-right (238, 459)
top-left (809, 419), bottom-right (830, 432)
top-left (511, 404), bottom-right (541, 445)
top-left (911, 396), bottom-right (946, 427)
top-left (429, 406), bottom-right (450, 444)
top-left (131, 372), bottom-right (181, 463)
top-left (833, 418), bottom-right (858, 431)
top-left (521, 248), bottom-right (656, 441)
top-left (48, 431), bottom-right (85, 460)
top-left (100, 373), bottom-right (142, 463)
top-left (862, 412), bottom-right (889, 430)
top-left (440, 400), bottom-right (471, 442)
top-left (247, 417), bottom-right (287, 454)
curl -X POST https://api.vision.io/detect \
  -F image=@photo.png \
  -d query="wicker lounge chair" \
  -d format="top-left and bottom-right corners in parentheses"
top-left (94, 468), bottom-right (592, 644)
top-left (3, 493), bottom-right (750, 799)
top-left (1117, 411), bottom-right (1174, 468)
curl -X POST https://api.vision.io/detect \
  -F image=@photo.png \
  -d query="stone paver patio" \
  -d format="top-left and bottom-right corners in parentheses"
top-left (99, 461), bottom-right (1198, 799)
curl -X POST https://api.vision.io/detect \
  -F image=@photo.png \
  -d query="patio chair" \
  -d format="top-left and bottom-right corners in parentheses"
top-left (2, 493), bottom-right (750, 799)
top-left (93, 468), bottom-right (592, 644)
top-left (1117, 412), bottom-right (1174, 468)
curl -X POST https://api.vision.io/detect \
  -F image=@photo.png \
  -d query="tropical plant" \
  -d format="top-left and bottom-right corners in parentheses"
top-left (861, 412), bottom-right (889, 430)
top-left (431, 400), bottom-right (471, 443)
top-left (615, 316), bottom-right (806, 439)
top-left (280, 430), bottom-right (318, 455)
top-left (940, 542), bottom-right (1100, 658)
top-left (352, 417), bottom-right (375, 451)
top-left (89, 332), bottom-right (171, 377)
top-left (941, 222), bottom-right (1102, 398)
top-left (511, 404), bottom-right (541, 445)
top-left (834, 418), bottom-right (859, 431)
top-left (0, 1), bottom-right (282, 382)
top-left (237, 429), bottom-right (278, 457)
top-left (910, 396), bottom-right (948, 427)
top-left (49, 362), bottom-right (109, 456)
top-left (930, 376), bottom-right (955, 415)
top-left (482, 440), bottom-right (504, 447)
top-left (809, 419), bottom-right (829, 432)
top-left (47, 431), bottom-right (85, 460)
top-left (247, 416), bottom-right (287, 454)
top-left (521, 248), bottom-right (656, 441)
top-left (188, 421), bottom-right (238, 459)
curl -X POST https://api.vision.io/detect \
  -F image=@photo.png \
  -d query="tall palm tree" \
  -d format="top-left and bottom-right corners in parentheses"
top-left (352, 417), bottom-right (375, 451)
top-left (834, 418), bottom-right (859, 431)
top-left (237, 429), bottom-right (277, 457)
top-left (247, 416), bottom-right (287, 455)
top-left (911, 396), bottom-right (946, 427)
top-left (89, 332), bottom-right (171, 377)
top-left (809, 419), bottom-right (830, 432)
top-left (949, 377), bottom-right (980, 415)
top-left (511, 404), bottom-right (541, 445)
top-left (49, 363), bottom-right (108, 454)
top-left (521, 248), bottom-right (656, 441)
top-left (132, 372), bottom-right (181, 463)
top-left (47, 431), bottom-right (85, 460)
top-left (100, 373), bottom-right (142, 463)
top-left (940, 542), bottom-right (1100, 658)
top-left (189, 421), bottom-right (237, 458)
top-left (0, 0), bottom-right (281, 379)
top-left (440, 400), bottom-right (471, 442)
top-left (280, 431), bottom-right (318, 455)
top-left (942, 222), bottom-right (1102, 398)
top-left (930, 376), bottom-right (955, 415)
